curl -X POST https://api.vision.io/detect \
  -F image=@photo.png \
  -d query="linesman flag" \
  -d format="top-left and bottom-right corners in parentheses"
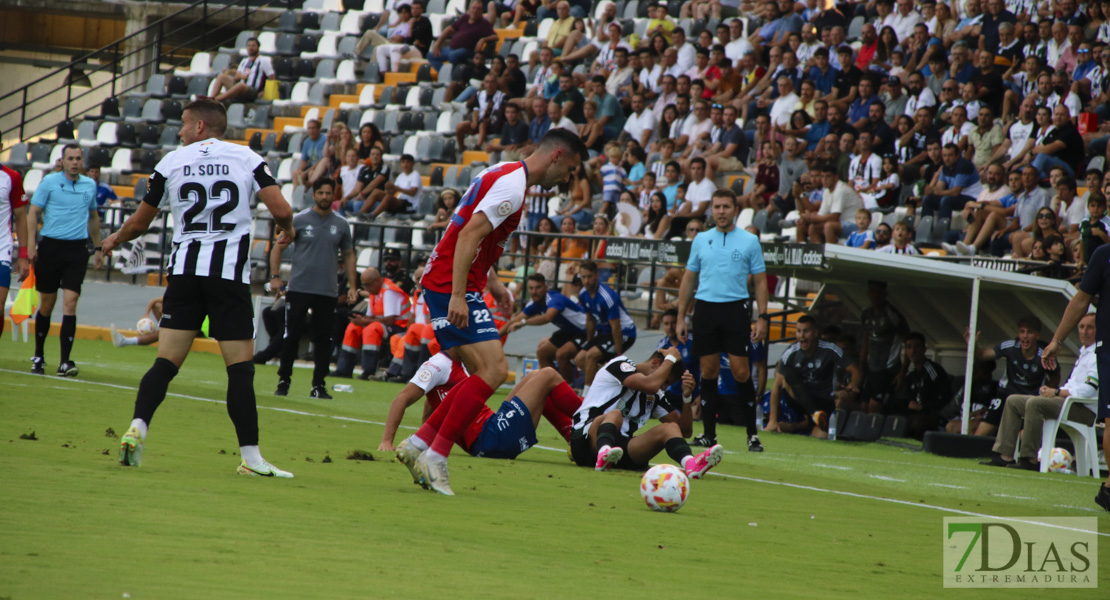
top-left (9, 267), bottom-right (37, 326)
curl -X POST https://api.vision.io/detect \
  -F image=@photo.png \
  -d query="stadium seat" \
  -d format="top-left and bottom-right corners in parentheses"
top-left (276, 158), bottom-right (293, 183)
top-left (133, 74), bottom-right (166, 99)
top-left (257, 32), bottom-right (278, 55)
top-left (339, 12), bottom-right (362, 35)
top-left (307, 82), bottom-right (327, 106)
top-left (435, 110), bottom-right (454, 135)
top-left (275, 33), bottom-right (298, 57)
top-left (1039, 397), bottom-right (1101, 477)
top-left (429, 165), bottom-right (444, 187)
top-left (318, 11), bottom-right (342, 33)
top-left (107, 148), bottom-right (133, 175)
top-left (304, 32), bottom-right (340, 59)
top-left (159, 126), bottom-right (180, 150)
top-left (358, 110), bottom-right (376, 128)
top-left (1088, 156), bottom-right (1106, 174)
top-left (272, 56), bottom-right (294, 82)
top-left (4, 143), bottom-right (30, 170)
top-left (297, 33), bottom-right (320, 54)
top-left (274, 81), bottom-right (310, 108)
top-left (320, 108), bottom-right (336, 131)
top-left (166, 76), bottom-right (187, 98)
top-left (262, 132), bottom-right (278, 154)
top-left (306, 58), bottom-right (336, 81)
top-left (96, 121), bottom-right (120, 146)
top-left (100, 97), bottom-right (122, 121)
top-left (210, 53), bottom-right (231, 74)
top-left (28, 143), bottom-right (51, 167)
top-left (174, 52), bottom-right (212, 77)
top-left (77, 121), bottom-right (99, 148)
top-left (914, 216), bottom-right (933, 244)
top-left (55, 119), bottom-right (76, 143)
top-left (87, 146), bottom-right (110, 169)
top-left (337, 35), bottom-right (358, 59)
top-left (330, 59), bottom-right (357, 83)
top-left (120, 97), bottom-right (142, 122)
top-left (140, 150), bottom-right (159, 172)
top-left (249, 105), bottom-right (271, 128)
top-left (139, 99), bottom-right (165, 124)
top-left (226, 103), bottom-right (247, 129)
top-left (299, 10), bottom-right (321, 30)
top-left (23, 169), bottom-right (44, 196)
top-left (363, 62), bottom-right (381, 83)
top-left (219, 31), bottom-right (255, 55)
top-left (847, 16), bottom-right (865, 42)
top-left (278, 10), bottom-right (299, 33)
top-left (116, 123), bottom-right (138, 148)
top-left (133, 176), bottom-right (148, 200)
top-left (184, 76), bottom-right (210, 99)
top-left (163, 101), bottom-right (183, 125)
top-left (249, 132), bottom-right (264, 152)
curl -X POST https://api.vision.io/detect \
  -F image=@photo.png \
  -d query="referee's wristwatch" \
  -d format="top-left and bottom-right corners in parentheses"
top-left (758, 313), bottom-right (770, 321)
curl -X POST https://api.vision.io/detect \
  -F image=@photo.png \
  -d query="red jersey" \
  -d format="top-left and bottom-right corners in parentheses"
top-left (421, 162), bottom-right (528, 294)
top-left (410, 352), bottom-right (469, 409)
top-left (0, 165), bottom-right (28, 263)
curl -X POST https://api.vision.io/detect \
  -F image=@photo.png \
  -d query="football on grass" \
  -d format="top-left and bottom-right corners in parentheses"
top-left (1047, 448), bottom-right (1073, 473)
top-left (640, 464), bottom-right (689, 512)
top-left (136, 318), bottom-right (158, 335)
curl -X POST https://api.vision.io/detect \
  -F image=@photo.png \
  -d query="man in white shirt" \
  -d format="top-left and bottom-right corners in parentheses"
top-left (797, 162), bottom-right (863, 243)
top-left (984, 313), bottom-right (1099, 470)
top-left (680, 100), bottom-right (715, 158)
top-left (884, 0), bottom-right (922, 43)
top-left (673, 28), bottom-right (697, 74)
top-left (652, 75), bottom-right (679, 125)
top-left (209, 37), bottom-right (275, 102)
top-left (637, 49), bottom-right (663, 95)
top-left (364, 153), bottom-right (422, 219)
top-left (725, 18), bottom-right (754, 62)
top-left (621, 93), bottom-right (655, 148)
top-left (849, 132), bottom-right (882, 209)
top-left (676, 157), bottom-right (717, 217)
top-left (903, 72), bottom-right (937, 116)
top-left (769, 76), bottom-right (800, 127)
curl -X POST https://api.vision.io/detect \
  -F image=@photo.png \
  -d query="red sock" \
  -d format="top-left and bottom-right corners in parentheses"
top-left (415, 388), bottom-right (455, 446)
top-left (430, 375), bottom-right (494, 457)
top-left (542, 404), bottom-right (574, 442)
top-left (548, 381), bottom-right (583, 417)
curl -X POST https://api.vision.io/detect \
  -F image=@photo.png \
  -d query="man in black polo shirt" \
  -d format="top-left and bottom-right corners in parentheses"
top-left (831, 46), bottom-right (861, 111)
top-left (1032, 104), bottom-right (1085, 178)
top-left (486, 102), bottom-right (530, 160)
top-left (971, 50), bottom-right (1006, 115)
top-left (553, 74), bottom-right (586, 124)
top-left (1042, 243), bottom-right (1110, 512)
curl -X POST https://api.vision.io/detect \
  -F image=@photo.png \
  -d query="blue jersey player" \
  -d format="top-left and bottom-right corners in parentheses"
top-left (576, 260), bottom-right (638, 394)
top-left (501, 273), bottom-right (587, 384)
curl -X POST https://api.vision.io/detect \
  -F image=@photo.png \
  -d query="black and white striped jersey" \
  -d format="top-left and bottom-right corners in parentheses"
top-left (143, 137), bottom-right (278, 283)
top-left (571, 356), bottom-right (680, 438)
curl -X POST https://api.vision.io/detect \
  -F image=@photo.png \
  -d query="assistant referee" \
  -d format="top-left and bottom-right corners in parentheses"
top-left (26, 144), bottom-right (102, 377)
top-left (677, 188), bottom-right (769, 452)
top-left (270, 177), bottom-right (358, 399)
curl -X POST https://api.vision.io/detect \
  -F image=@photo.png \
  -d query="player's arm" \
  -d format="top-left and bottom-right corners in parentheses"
top-left (12, 203), bottom-right (29, 277)
top-left (257, 184), bottom-right (294, 240)
top-left (268, 239), bottom-right (287, 293)
top-left (379, 383), bottom-right (428, 451)
top-left (584, 312), bottom-right (596, 342)
top-left (144, 297), bottom-right (162, 317)
top-left (25, 203), bottom-right (41, 262)
top-left (675, 269), bottom-right (698, 342)
top-left (608, 316), bottom-right (624, 354)
top-left (486, 265), bottom-right (512, 308)
top-left (446, 212), bottom-right (494, 328)
top-left (765, 370), bottom-right (785, 432)
top-left (101, 202), bottom-right (158, 256)
top-left (657, 370), bottom-right (696, 437)
top-left (755, 358), bottom-right (768, 397)
top-left (751, 271), bottom-right (769, 342)
top-left (1044, 289), bottom-right (1094, 368)
top-left (623, 347), bottom-right (681, 393)
top-left (341, 247), bottom-right (358, 304)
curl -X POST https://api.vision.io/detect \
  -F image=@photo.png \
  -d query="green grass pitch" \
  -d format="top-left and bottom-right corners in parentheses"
top-left (1, 337), bottom-right (1107, 599)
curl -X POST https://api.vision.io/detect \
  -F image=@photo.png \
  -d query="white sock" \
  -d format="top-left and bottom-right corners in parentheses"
top-left (582, 384), bottom-right (591, 396)
top-left (122, 336), bottom-right (139, 346)
top-left (425, 448), bottom-right (446, 463)
top-left (240, 445), bottom-right (263, 467)
top-left (408, 435), bottom-right (429, 451)
top-left (130, 418), bottom-right (148, 439)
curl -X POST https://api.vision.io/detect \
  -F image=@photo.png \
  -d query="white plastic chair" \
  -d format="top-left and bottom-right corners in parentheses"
top-left (1039, 397), bottom-right (1103, 478)
top-left (174, 52), bottom-right (212, 77)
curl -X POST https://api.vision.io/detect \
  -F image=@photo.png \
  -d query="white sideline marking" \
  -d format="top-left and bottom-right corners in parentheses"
top-left (869, 474), bottom-right (906, 482)
top-left (6, 368), bottom-right (1108, 538)
top-left (813, 463), bottom-right (853, 471)
top-left (994, 493), bottom-right (1036, 500)
top-left (928, 483), bottom-right (969, 489)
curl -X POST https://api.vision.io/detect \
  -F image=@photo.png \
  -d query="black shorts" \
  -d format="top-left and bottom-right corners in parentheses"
top-left (1099, 352), bottom-right (1110, 420)
top-left (161, 275), bottom-right (254, 341)
top-left (692, 299), bottom-right (751, 358)
top-left (861, 367), bottom-right (899, 404)
top-left (982, 393), bottom-right (1018, 427)
top-left (569, 429), bottom-right (644, 470)
top-left (548, 327), bottom-right (583, 350)
top-left (582, 331), bottom-right (636, 358)
top-left (35, 237), bottom-right (90, 295)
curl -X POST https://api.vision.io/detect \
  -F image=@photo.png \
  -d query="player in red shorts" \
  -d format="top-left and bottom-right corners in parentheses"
top-left (0, 157), bottom-right (30, 340)
top-left (395, 129), bottom-right (588, 495)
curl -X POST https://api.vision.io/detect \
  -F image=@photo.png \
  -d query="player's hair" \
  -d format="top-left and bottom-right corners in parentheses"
top-left (578, 260), bottom-right (599, 274)
top-left (62, 143), bottom-right (82, 157)
top-left (537, 127), bottom-right (589, 163)
top-left (796, 314), bottom-right (818, 328)
top-left (942, 142), bottom-right (960, 153)
top-left (183, 99), bottom-right (228, 137)
top-left (649, 351), bottom-right (686, 377)
top-left (892, 220), bottom-right (912, 232)
top-left (400, 153), bottom-right (415, 162)
top-left (711, 188), bottom-right (737, 205)
top-left (663, 308), bottom-right (678, 319)
top-left (313, 177), bottom-right (335, 192)
top-left (1056, 175), bottom-right (1077, 191)
top-left (246, 36), bottom-right (260, 45)
top-left (856, 207), bottom-right (872, 218)
top-left (1016, 315), bottom-right (1042, 332)
top-left (904, 331), bottom-right (926, 347)
top-left (527, 273), bottom-right (546, 284)
top-left (1088, 193), bottom-right (1107, 207)
top-left (689, 157), bottom-right (706, 169)
top-left (1043, 234), bottom-right (1064, 250)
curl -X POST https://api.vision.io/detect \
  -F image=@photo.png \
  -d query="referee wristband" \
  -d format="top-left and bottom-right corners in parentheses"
top-left (664, 354), bottom-right (678, 364)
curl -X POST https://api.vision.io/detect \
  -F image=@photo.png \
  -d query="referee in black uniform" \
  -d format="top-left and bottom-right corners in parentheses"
top-left (103, 99), bottom-right (296, 477)
top-left (676, 189), bottom-right (770, 452)
top-left (1042, 243), bottom-right (1110, 512)
top-left (270, 177), bottom-right (358, 398)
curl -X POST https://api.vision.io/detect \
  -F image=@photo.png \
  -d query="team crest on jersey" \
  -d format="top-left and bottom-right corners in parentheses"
top-left (732, 250), bottom-right (742, 261)
top-left (496, 200), bottom-right (513, 217)
top-left (417, 368), bottom-right (432, 382)
top-left (264, 163), bottom-right (274, 177)
top-left (330, 225), bottom-right (337, 235)
top-left (620, 361), bottom-right (636, 372)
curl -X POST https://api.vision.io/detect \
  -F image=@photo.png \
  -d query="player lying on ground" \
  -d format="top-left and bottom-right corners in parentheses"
top-left (569, 348), bottom-right (723, 479)
top-left (392, 361), bottom-right (583, 485)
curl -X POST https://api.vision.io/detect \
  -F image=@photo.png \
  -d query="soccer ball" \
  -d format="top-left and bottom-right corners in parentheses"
top-left (136, 318), bottom-right (158, 335)
top-left (640, 464), bottom-right (689, 512)
top-left (1047, 448), bottom-right (1073, 473)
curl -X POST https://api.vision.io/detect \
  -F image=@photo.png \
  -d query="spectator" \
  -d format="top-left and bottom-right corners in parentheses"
top-left (557, 164), bottom-right (594, 229)
top-left (456, 74), bottom-right (506, 152)
top-left (857, 280), bottom-right (910, 413)
top-left (360, 153), bottom-right (422, 220)
top-left (598, 145), bottom-right (627, 218)
top-left (983, 313), bottom-right (1097, 470)
top-left (85, 166), bottom-right (115, 222)
top-left (336, 148), bottom-right (365, 210)
top-left (343, 146), bottom-right (389, 215)
top-left (208, 37), bottom-right (274, 103)
top-left (947, 163), bottom-right (1013, 256)
top-left (427, 0), bottom-right (497, 73)
top-left (428, 189), bottom-right (459, 232)
top-left (553, 74), bottom-right (586, 124)
top-left (1079, 193), bottom-right (1110, 266)
top-left (1011, 205), bottom-right (1061, 259)
top-left (797, 161), bottom-right (863, 243)
top-left (904, 71), bottom-right (938, 116)
top-left (293, 120), bottom-right (324, 187)
top-left (876, 220), bottom-right (921, 254)
top-left (890, 332), bottom-right (951, 439)
top-left (643, 191), bottom-right (673, 239)
top-left (1032, 104), bottom-right (1085, 179)
top-left (374, 0), bottom-right (433, 73)
top-left (846, 209), bottom-right (876, 248)
top-left (486, 102), bottom-right (530, 160)
top-left (921, 142), bottom-right (982, 220)
top-left (849, 131), bottom-right (883, 209)
top-left (762, 135), bottom-right (807, 220)
top-left (356, 123), bottom-right (385, 160)
top-left (738, 140), bottom-right (779, 210)
top-left (682, 157), bottom-right (717, 217)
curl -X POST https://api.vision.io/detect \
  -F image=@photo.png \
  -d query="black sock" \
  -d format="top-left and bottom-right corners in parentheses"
top-left (736, 378), bottom-right (758, 437)
top-left (34, 313), bottom-right (50, 358)
top-left (59, 315), bottom-right (76, 363)
top-left (597, 422), bottom-right (620, 449)
top-left (701, 377), bottom-right (719, 439)
top-left (133, 358), bottom-right (179, 424)
top-left (665, 437), bottom-right (693, 464)
top-left (226, 361), bottom-right (259, 447)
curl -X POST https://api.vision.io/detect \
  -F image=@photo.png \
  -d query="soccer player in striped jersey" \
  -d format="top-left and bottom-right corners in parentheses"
top-left (0, 140), bottom-right (29, 341)
top-left (102, 99), bottom-right (296, 478)
top-left (394, 128), bottom-right (588, 495)
top-left (569, 348), bottom-right (723, 478)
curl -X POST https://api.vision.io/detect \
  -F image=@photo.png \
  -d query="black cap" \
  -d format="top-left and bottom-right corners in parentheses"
top-left (383, 248), bottom-right (401, 259)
